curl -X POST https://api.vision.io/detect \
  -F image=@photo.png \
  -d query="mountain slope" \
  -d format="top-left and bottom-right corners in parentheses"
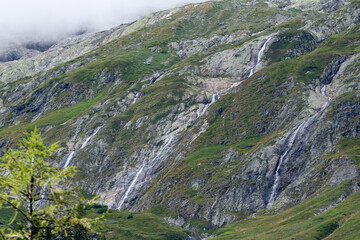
top-left (0, 7), bottom-right (181, 83)
top-left (213, 180), bottom-right (360, 239)
top-left (0, 0), bottom-right (359, 237)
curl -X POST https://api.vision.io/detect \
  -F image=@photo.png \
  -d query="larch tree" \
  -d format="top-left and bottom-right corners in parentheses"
top-left (0, 129), bottom-right (101, 239)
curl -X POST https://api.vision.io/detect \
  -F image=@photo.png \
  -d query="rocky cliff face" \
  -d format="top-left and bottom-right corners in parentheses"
top-left (0, 0), bottom-right (359, 233)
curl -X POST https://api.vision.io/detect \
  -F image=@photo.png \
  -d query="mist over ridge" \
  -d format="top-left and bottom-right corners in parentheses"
top-left (0, 0), bottom-right (207, 49)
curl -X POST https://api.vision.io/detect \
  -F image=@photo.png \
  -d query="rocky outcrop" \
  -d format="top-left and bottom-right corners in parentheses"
top-left (0, 0), bottom-right (359, 232)
top-left (290, 0), bottom-right (350, 12)
top-left (200, 35), bottom-right (274, 79)
top-left (132, 52), bottom-right (360, 227)
top-left (169, 33), bottom-right (248, 59)
top-left (307, 2), bottom-right (360, 41)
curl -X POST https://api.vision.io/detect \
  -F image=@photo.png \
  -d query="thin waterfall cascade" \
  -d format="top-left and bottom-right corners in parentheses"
top-left (64, 126), bottom-right (102, 168)
top-left (117, 164), bottom-right (145, 210)
top-left (117, 135), bottom-right (176, 210)
top-left (131, 92), bottom-right (140, 105)
top-left (224, 81), bottom-right (243, 93)
top-left (191, 94), bottom-right (220, 145)
top-left (249, 68), bottom-right (254, 77)
top-left (80, 126), bottom-right (102, 149)
top-left (198, 39), bottom-right (272, 107)
top-left (320, 86), bottom-right (332, 110)
top-left (36, 182), bottom-right (49, 209)
top-left (267, 85), bottom-right (332, 206)
top-left (249, 37), bottom-right (271, 78)
top-left (257, 37), bottom-right (272, 64)
top-left (268, 121), bottom-right (306, 206)
top-left (194, 38), bottom-right (271, 121)
top-left (321, 85), bottom-right (326, 96)
top-left (197, 94), bottom-right (218, 118)
top-left (64, 151), bottom-right (75, 168)
top-left (150, 135), bottom-right (175, 163)
top-left (117, 93), bottom-right (220, 210)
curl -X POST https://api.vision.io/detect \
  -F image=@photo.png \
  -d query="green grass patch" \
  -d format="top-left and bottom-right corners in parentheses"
top-left (213, 181), bottom-right (360, 239)
top-left (184, 145), bottom-right (225, 167)
top-left (0, 92), bottom-right (104, 141)
top-left (84, 206), bottom-right (190, 240)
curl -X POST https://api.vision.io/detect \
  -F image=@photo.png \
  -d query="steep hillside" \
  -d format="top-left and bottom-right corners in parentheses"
top-left (0, 0), bottom-right (359, 238)
top-left (0, 7), bottom-right (181, 83)
top-left (213, 181), bottom-right (360, 239)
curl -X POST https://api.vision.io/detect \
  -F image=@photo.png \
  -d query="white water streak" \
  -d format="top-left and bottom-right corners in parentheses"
top-left (321, 85), bottom-right (326, 96)
top-left (249, 37), bottom-right (271, 78)
top-left (268, 85), bottom-right (332, 206)
top-left (249, 68), bottom-right (254, 77)
top-left (151, 135), bottom-right (174, 163)
top-left (80, 126), bottom-right (102, 149)
top-left (64, 151), bottom-right (75, 168)
top-left (320, 86), bottom-right (332, 110)
top-left (131, 92), bottom-right (140, 105)
top-left (196, 94), bottom-right (218, 118)
top-left (64, 126), bottom-right (102, 168)
top-left (257, 37), bottom-right (272, 64)
top-left (117, 164), bottom-right (145, 210)
top-left (117, 135), bottom-right (175, 210)
top-left (36, 181), bottom-right (50, 209)
top-left (268, 121), bottom-right (306, 206)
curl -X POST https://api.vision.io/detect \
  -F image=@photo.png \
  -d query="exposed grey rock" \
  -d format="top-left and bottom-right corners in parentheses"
top-left (150, 46), bottom-right (163, 52)
top-left (164, 216), bottom-right (186, 226)
top-left (0, 0), bottom-right (359, 231)
top-left (169, 33), bottom-right (248, 59)
top-left (222, 148), bottom-right (242, 163)
top-left (190, 178), bottom-right (206, 190)
top-left (144, 56), bottom-right (153, 65)
top-left (307, 3), bottom-right (360, 41)
top-left (319, 56), bottom-right (347, 85)
top-left (200, 35), bottom-right (274, 79)
top-left (329, 164), bottom-right (359, 186)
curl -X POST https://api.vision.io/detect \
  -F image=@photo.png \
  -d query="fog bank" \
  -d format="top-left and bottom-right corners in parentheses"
top-left (0, 0), bottom-right (207, 47)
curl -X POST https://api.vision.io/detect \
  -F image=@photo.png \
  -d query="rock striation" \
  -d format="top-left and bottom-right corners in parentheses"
top-left (0, 0), bottom-right (359, 233)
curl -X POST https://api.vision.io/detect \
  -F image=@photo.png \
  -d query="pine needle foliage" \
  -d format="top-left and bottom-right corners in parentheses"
top-left (0, 129), bottom-right (102, 239)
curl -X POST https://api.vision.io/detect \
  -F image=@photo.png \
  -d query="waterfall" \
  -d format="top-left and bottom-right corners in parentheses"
top-left (320, 86), bottom-right (332, 110)
top-left (36, 182), bottom-right (49, 209)
top-left (196, 94), bottom-right (218, 118)
top-left (64, 126), bottom-right (102, 168)
top-left (249, 37), bottom-right (271, 78)
top-left (131, 92), bottom-right (140, 105)
top-left (268, 121), bottom-right (305, 206)
top-left (117, 164), bottom-right (146, 210)
top-left (64, 151), bottom-right (75, 168)
top-left (321, 85), bottom-right (326, 96)
top-left (151, 135), bottom-right (175, 163)
top-left (117, 135), bottom-right (175, 210)
top-left (257, 38), bottom-right (272, 64)
top-left (249, 68), bottom-right (254, 77)
top-left (268, 85), bottom-right (332, 206)
top-left (40, 126), bottom-right (101, 208)
top-left (80, 126), bottom-right (102, 149)
top-left (117, 93), bottom-right (221, 211)
top-left (194, 38), bottom-right (271, 120)
top-left (224, 81), bottom-right (243, 93)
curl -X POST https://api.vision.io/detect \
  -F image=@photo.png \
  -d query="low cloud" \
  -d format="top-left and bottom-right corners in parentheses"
top-left (0, 0), bottom-right (207, 47)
